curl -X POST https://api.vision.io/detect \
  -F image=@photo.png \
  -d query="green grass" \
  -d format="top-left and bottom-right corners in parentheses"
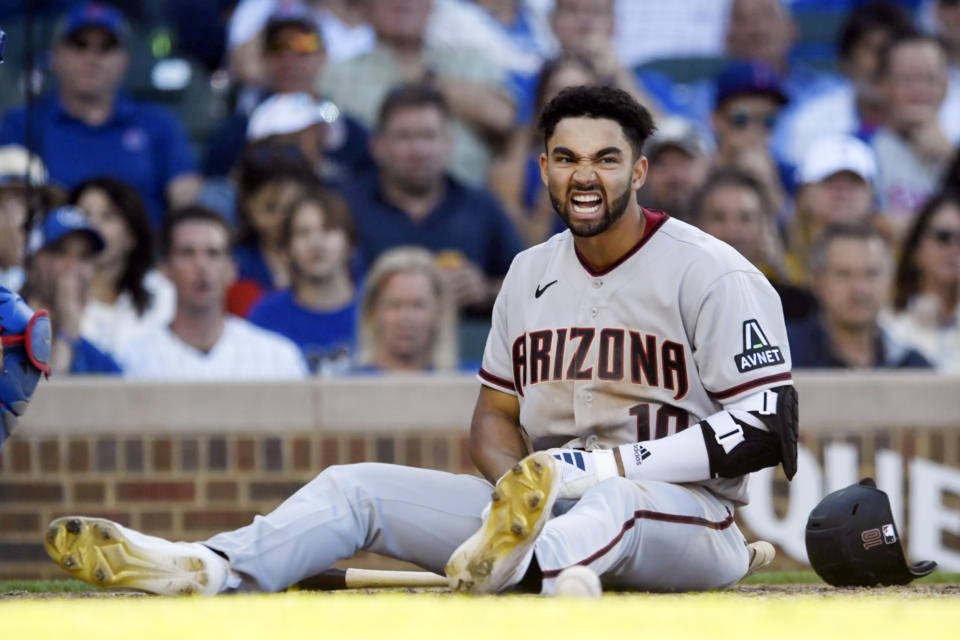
top-left (739, 570), bottom-right (960, 585)
top-left (3, 571), bottom-right (959, 594)
top-left (0, 578), bottom-right (100, 593)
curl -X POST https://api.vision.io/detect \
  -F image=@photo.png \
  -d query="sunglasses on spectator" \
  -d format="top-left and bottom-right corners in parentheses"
top-left (928, 227), bottom-right (960, 247)
top-left (725, 111), bottom-right (777, 130)
top-left (64, 34), bottom-right (120, 54)
top-left (266, 33), bottom-right (320, 54)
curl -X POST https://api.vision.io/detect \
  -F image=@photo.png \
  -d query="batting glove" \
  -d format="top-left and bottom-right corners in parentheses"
top-left (545, 448), bottom-right (620, 499)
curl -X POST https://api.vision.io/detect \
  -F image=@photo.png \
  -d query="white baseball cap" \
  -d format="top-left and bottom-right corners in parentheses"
top-left (646, 116), bottom-right (711, 159)
top-left (0, 144), bottom-right (48, 186)
top-left (797, 135), bottom-right (877, 185)
top-left (246, 92), bottom-right (340, 141)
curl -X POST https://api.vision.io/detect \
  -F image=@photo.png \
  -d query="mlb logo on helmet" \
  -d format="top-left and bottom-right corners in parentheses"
top-left (882, 524), bottom-right (897, 545)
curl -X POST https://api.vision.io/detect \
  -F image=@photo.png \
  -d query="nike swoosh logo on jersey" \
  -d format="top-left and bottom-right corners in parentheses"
top-left (535, 280), bottom-right (558, 298)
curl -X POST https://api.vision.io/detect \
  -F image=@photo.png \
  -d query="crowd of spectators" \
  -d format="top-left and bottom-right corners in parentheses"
top-left (1, 0), bottom-right (958, 379)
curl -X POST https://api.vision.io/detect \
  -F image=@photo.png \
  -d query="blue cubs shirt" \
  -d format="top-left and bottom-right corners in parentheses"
top-left (248, 289), bottom-right (357, 374)
top-left (0, 92), bottom-right (198, 228)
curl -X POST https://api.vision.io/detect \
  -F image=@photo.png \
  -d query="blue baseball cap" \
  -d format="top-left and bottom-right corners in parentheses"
top-left (56, 3), bottom-right (129, 45)
top-left (714, 60), bottom-right (788, 109)
top-left (27, 206), bottom-right (105, 257)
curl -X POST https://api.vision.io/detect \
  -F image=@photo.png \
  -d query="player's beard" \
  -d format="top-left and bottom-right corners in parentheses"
top-left (549, 182), bottom-right (633, 238)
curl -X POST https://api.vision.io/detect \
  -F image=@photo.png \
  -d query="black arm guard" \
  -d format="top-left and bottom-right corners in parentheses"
top-left (763, 384), bottom-right (798, 479)
top-left (700, 385), bottom-right (799, 481)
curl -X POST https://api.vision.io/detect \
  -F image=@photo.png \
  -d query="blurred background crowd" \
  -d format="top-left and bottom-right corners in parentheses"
top-left (0, 0), bottom-right (958, 380)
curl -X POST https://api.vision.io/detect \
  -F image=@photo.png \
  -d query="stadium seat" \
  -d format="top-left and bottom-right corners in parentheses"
top-left (635, 56), bottom-right (728, 84)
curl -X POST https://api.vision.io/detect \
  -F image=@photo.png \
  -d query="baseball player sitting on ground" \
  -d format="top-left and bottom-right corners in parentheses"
top-left (45, 86), bottom-right (797, 596)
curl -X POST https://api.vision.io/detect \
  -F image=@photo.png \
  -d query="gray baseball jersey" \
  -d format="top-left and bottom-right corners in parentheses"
top-left (478, 209), bottom-right (792, 504)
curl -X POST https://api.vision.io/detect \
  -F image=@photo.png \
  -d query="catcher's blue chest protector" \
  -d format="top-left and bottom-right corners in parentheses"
top-left (0, 286), bottom-right (51, 448)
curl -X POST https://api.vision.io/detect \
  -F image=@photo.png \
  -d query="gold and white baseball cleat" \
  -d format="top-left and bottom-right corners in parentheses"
top-left (445, 451), bottom-right (560, 594)
top-left (44, 516), bottom-right (229, 596)
top-left (744, 540), bottom-right (776, 578)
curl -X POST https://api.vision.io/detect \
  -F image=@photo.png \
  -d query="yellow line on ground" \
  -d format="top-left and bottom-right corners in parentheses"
top-left (1, 591), bottom-right (958, 640)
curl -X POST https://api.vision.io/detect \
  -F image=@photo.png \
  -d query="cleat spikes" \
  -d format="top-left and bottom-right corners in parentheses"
top-left (445, 452), bottom-right (560, 594)
top-left (471, 558), bottom-right (493, 577)
top-left (66, 519), bottom-right (82, 534)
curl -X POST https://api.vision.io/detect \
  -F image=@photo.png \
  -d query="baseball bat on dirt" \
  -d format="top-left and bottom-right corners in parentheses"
top-left (296, 568), bottom-right (450, 590)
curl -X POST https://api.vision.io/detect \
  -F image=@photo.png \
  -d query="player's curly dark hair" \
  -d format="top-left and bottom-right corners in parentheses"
top-left (537, 85), bottom-right (655, 159)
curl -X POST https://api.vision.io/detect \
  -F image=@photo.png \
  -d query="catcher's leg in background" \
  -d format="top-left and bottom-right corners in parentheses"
top-left (204, 463), bottom-right (493, 591)
top-left (534, 477), bottom-right (750, 594)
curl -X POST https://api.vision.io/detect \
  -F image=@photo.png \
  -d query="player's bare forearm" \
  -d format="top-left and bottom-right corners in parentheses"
top-left (166, 174), bottom-right (204, 209)
top-left (469, 386), bottom-right (529, 483)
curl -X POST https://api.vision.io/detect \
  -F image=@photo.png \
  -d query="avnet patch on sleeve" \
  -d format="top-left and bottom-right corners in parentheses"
top-left (734, 320), bottom-right (785, 373)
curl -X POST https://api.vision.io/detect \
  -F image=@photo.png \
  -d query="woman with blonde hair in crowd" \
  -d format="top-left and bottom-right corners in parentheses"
top-left (883, 190), bottom-right (960, 372)
top-left (353, 246), bottom-right (459, 374)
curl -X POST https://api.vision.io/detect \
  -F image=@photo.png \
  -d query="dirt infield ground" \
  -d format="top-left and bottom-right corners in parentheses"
top-left (2, 582), bottom-right (959, 598)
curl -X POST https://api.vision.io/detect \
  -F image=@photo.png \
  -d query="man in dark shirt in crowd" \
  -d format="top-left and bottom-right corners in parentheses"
top-left (339, 84), bottom-right (524, 314)
top-left (788, 224), bottom-right (930, 369)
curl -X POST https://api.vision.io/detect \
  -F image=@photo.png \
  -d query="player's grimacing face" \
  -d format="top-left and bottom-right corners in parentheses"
top-left (541, 117), bottom-right (646, 238)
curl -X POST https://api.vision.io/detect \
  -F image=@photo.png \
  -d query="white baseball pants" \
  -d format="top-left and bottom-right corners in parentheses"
top-left (203, 463), bottom-right (749, 593)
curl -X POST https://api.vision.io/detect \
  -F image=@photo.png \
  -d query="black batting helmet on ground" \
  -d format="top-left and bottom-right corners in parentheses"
top-left (805, 478), bottom-right (936, 587)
